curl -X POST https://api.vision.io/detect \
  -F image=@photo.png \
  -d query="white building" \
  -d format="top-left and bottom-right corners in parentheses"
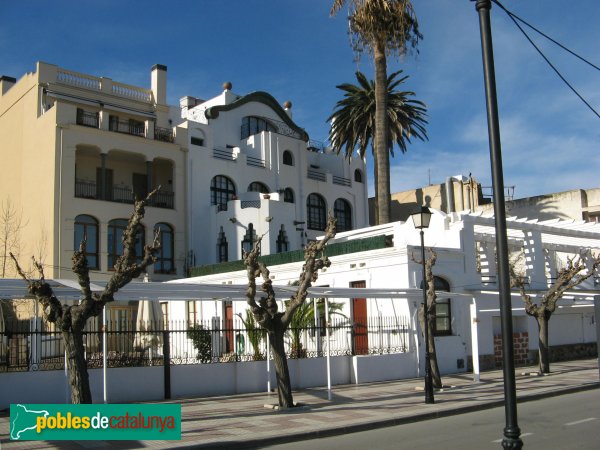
top-left (178, 84), bottom-right (368, 267)
top-left (177, 210), bottom-right (600, 375)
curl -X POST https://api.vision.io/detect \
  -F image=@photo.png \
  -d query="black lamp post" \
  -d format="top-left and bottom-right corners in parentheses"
top-left (411, 206), bottom-right (434, 404)
top-left (473, 1), bottom-right (522, 448)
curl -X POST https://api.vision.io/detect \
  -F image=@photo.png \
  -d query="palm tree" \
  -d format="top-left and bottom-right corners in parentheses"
top-left (331, 0), bottom-right (422, 224)
top-left (328, 70), bottom-right (427, 221)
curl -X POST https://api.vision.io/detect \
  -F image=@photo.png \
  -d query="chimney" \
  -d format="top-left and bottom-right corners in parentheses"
top-left (0, 76), bottom-right (17, 96)
top-left (151, 64), bottom-right (167, 105)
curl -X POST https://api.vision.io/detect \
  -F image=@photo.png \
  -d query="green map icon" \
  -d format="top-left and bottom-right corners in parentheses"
top-left (10, 404), bottom-right (49, 440)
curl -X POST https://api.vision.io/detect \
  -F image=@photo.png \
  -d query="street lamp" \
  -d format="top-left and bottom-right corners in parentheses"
top-left (411, 206), bottom-right (434, 404)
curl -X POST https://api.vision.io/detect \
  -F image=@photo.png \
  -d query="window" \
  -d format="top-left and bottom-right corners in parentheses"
top-left (247, 182), bottom-right (269, 194)
top-left (186, 300), bottom-right (199, 325)
top-left (241, 116), bottom-right (276, 139)
top-left (354, 169), bottom-right (363, 183)
top-left (307, 193), bottom-right (327, 230)
top-left (191, 136), bottom-right (204, 146)
top-left (420, 276), bottom-right (452, 336)
top-left (74, 215), bottom-right (99, 269)
top-left (132, 173), bottom-right (148, 200)
top-left (334, 198), bottom-right (352, 232)
top-left (276, 225), bottom-right (289, 253)
top-left (283, 150), bottom-right (294, 166)
top-left (154, 223), bottom-right (174, 274)
top-left (210, 175), bottom-right (236, 210)
top-left (241, 223), bottom-right (258, 255)
top-left (217, 227), bottom-right (228, 263)
top-left (284, 188), bottom-right (294, 203)
top-left (107, 219), bottom-right (145, 269)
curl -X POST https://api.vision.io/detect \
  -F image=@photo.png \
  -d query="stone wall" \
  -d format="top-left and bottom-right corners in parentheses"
top-left (494, 332), bottom-right (530, 368)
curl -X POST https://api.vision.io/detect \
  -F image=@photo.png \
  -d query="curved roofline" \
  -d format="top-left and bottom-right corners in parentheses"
top-left (204, 91), bottom-right (309, 142)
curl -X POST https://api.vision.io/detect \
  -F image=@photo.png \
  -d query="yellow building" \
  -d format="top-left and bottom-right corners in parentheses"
top-left (0, 62), bottom-right (187, 288)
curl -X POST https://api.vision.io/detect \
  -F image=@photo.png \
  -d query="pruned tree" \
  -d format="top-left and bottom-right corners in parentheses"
top-left (510, 249), bottom-right (600, 374)
top-left (0, 198), bottom-right (26, 278)
top-left (411, 248), bottom-right (442, 388)
top-left (11, 189), bottom-right (161, 403)
top-left (244, 216), bottom-right (337, 408)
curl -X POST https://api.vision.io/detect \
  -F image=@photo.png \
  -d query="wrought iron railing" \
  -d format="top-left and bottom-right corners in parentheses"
top-left (154, 126), bottom-right (174, 143)
top-left (109, 119), bottom-right (145, 137)
top-left (76, 109), bottom-right (99, 128)
top-left (74, 180), bottom-right (174, 209)
top-left (0, 316), bottom-right (410, 372)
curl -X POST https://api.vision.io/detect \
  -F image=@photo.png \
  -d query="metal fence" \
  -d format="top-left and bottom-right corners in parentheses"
top-left (0, 315), bottom-right (410, 372)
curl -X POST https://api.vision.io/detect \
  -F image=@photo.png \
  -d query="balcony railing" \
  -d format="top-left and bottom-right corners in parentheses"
top-left (109, 119), bottom-right (145, 137)
top-left (333, 175), bottom-right (351, 187)
top-left (76, 109), bottom-right (99, 128)
top-left (154, 126), bottom-right (174, 143)
top-left (307, 169), bottom-right (326, 182)
top-left (246, 156), bottom-right (265, 168)
top-left (213, 147), bottom-right (237, 161)
top-left (75, 180), bottom-right (174, 209)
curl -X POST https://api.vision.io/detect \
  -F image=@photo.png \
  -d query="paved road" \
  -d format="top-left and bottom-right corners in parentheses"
top-left (259, 389), bottom-right (600, 450)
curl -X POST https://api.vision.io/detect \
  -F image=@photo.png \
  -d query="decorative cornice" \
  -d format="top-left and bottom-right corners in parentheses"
top-left (204, 91), bottom-right (309, 142)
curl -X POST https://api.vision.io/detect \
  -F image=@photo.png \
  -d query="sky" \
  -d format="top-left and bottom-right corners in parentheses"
top-left (1, 0), bottom-right (598, 200)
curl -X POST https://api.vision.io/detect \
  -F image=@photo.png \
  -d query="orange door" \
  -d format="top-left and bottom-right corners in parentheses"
top-left (224, 301), bottom-right (234, 353)
top-left (351, 281), bottom-right (368, 355)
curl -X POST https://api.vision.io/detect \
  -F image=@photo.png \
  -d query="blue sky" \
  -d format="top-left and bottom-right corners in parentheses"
top-left (2, 1), bottom-right (598, 199)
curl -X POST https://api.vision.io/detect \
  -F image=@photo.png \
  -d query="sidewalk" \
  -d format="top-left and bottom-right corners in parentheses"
top-left (1, 359), bottom-right (599, 449)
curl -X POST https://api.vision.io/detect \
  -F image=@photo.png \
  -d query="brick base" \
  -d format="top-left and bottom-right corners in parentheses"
top-left (494, 332), bottom-right (530, 368)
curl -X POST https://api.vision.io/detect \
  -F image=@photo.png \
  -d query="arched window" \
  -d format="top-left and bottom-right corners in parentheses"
top-left (334, 198), bottom-right (352, 232)
top-left (420, 276), bottom-right (452, 336)
top-left (107, 219), bottom-right (145, 269)
top-left (74, 215), bottom-right (99, 270)
top-left (276, 225), bottom-right (289, 253)
top-left (284, 187), bottom-right (295, 203)
top-left (307, 193), bottom-right (327, 230)
top-left (354, 169), bottom-right (363, 183)
top-left (241, 116), bottom-right (276, 139)
top-left (282, 150), bottom-right (294, 166)
top-left (154, 223), bottom-right (174, 274)
top-left (241, 223), bottom-right (258, 255)
top-left (211, 175), bottom-right (236, 211)
top-left (217, 227), bottom-right (228, 263)
top-left (247, 182), bottom-right (269, 194)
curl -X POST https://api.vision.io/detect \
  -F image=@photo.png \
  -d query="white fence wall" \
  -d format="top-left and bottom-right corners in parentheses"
top-left (0, 352), bottom-right (418, 410)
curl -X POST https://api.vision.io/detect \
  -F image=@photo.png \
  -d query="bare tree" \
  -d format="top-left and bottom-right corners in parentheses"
top-left (11, 190), bottom-right (161, 403)
top-left (412, 248), bottom-right (442, 388)
top-left (510, 250), bottom-right (600, 374)
top-left (244, 216), bottom-right (337, 408)
top-left (0, 198), bottom-right (26, 278)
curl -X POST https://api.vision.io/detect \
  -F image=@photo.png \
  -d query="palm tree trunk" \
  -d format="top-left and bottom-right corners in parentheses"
top-left (63, 328), bottom-right (92, 404)
top-left (537, 313), bottom-right (551, 374)
top-left (374, 45), bottom-right (390, 225)
top-left (269, 327), bottom-right (294, 408)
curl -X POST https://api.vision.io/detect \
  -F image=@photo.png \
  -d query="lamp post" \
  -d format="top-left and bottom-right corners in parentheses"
top-left (474, 1), bottom-right (522, 448)
top-left (411, 206), bottom-right (434, 404)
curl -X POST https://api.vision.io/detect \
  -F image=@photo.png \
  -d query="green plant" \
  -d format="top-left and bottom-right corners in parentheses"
top-left (239, 310), bottom-right (266, 360)
top-left (187, 323), bottom-right (212, 363)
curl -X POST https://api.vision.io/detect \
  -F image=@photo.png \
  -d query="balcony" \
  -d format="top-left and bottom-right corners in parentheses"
top-left (154, 126), bottom-right (174, 143)
top-left (109, 117), bottom-right (145, 137)
top-left (76, 109), bottom-right (99, 128)
top-left (75, 179), bottom-right (174, 209)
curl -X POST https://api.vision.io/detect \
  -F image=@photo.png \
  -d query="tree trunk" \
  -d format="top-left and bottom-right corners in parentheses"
top-left (418, 306), bottom-right (442, 388)
top-left (537, 312), bottom-right (551, 374)
top-left (63, 327), bottom-right (92, 404)
top-left (373, 45), bottom-right (390, 225)
top-left (269, 326), bottom-right (294, 408)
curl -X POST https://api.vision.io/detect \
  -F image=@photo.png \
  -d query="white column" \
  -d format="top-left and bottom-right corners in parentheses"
top-left (470, 302), bottom-right (480, 382)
